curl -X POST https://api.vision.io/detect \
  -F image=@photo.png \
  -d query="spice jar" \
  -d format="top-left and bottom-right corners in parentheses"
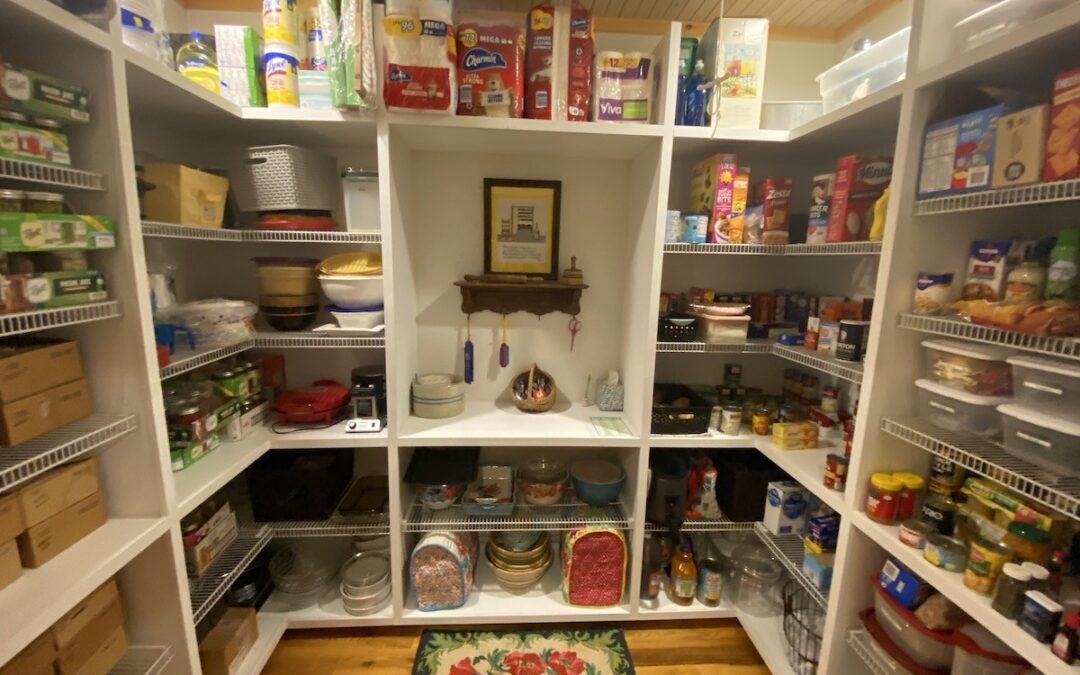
top-left (921, 493), bottom-right (958, 536)
top-left (720, 404), bottom-right (742, 435)
top-left (0, 189), bottom-right (25, 212)
top-left (752, 406), bottom-right (771, 435)
top-left (1003, 522), bottom-right (1052, 564)
top-left (866, 473), bottom-right (902, 524)
top-left (893, 472), bottom-right (925, 520)
top-left (992, 562), bottom-right (1032, 619)
top-left (24, 191), bottom-right (65, 213)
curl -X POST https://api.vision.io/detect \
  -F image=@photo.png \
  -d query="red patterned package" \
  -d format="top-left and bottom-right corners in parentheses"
top-left (562, 526), bottom-right (626, 607)
top-left (456, 20), bottom-right (525, 117)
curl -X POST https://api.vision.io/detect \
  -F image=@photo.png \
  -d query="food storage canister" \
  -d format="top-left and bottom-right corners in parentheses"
top-left (1007, 355), bottom-right (1080, 419)
top-left (992, 562), bottom-right (1032, 619)
top-left (922, 339), bottom-right (1012, 396)
top-left (732, 550), bottom-right (782, 617)
top-left (24, 191), bottom-right (65, 213)
top-left (865, 473), bottom-right (901, 524)
top-left (997, 403), bottom-right (1080, 478)
top-left (0, 189), bottom-right (25, 212)
top-left (915, 378), bottom-right (1010, 438)
top-left (872, 581), bottom-right (955, 670)
top-left (816, 27), bottom-right (910, 113)
top-left (951, 623), bottom-right (1031, 675)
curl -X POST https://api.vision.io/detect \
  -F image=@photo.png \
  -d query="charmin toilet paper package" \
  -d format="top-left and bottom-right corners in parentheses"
top-left (592, 51), bottom-right (654, 123)
top-left (524, 1), bottom-right (593, 121)
top-left (456, 14), bottom-right (524, 117)
top-left (382, 0), bottom-right (456, 112)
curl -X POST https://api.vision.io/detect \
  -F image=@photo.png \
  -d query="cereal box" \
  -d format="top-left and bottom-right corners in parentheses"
top-left (1043, 67), bottom-right (1080, 182)
top-left (993, 105), bottom-right (1048, 188)
top-left (688, 153), bottom-right (738, 242)
top-left (827, 155), bottom-right (892, 243)
top-left (918, 104), bottom-right (1004, 197)
top-left (807, 173), bottom-right (833, 245)
top-left (457, 21), bottom-right (525, 118)
top-left (755, 177), bottom-right (792, 245)
top-left (720, 166), bottom-right (751, 243)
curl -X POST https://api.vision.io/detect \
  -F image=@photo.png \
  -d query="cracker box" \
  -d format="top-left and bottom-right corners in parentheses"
top-left (688, 153), bottom-right (740, 243)
top-left (827, 155), bottom-right (892, 243)
top-left (755, 177), bottom-right (792, 245)
top-left (918, 104), bottom-right (1004, 197)
top-left (1043, 67), bottom-right (1080, 182)
top-left (456, 22), bottom-right (525, 118)
top-left (993, 105), bottom-right (1048, 188)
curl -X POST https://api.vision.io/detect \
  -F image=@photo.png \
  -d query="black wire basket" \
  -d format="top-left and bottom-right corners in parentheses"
top-left (782, 579), bottom-right (825, 674)
top-left (657, 315), bottom-right (698, 342)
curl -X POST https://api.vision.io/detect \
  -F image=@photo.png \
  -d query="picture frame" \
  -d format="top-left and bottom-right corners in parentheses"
top-left (483, 178), bottom-right (562, 280)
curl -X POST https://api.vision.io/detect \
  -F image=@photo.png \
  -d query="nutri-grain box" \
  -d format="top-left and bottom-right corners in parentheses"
top-left (1044, 67), bottom-right (1080, 182)
top-left (754, 177), bottom-right (792, 245)
top-left (827, 155), bottom-right (892, 243)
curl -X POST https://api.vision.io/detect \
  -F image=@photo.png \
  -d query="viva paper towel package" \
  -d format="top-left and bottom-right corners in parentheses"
top-left (592, 51), bottom-right (655, 123)
top-left (525, 1), bottom-right (593, 121)
top-left (698, 17), bottom-right (769, 129)
top-left (382, 0), bottom-right (456, 112)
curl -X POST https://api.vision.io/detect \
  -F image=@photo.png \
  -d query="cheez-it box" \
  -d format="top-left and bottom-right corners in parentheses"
top-left (1044, 67), bottom-right (1080, 182)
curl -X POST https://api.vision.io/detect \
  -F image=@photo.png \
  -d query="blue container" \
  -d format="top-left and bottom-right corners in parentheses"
top-left (570, 459), bottom-right (626, 506)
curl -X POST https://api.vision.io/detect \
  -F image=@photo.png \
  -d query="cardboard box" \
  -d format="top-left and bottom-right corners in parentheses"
top-left (0, 120), bottom-right (71, 165)
top-left (0, 492), bottom-right (22, 542)
top-left (55, 593), bottom-right (124, 674)
top-left (0, 213), bottom-right (116, 253)
top-left (0, 62), bottom-right (90, 123)
top-left (199, 607), bottom-right (258, 675)
top-left (807, 173), bottom-right (834, 245)
top-left (220, 66), bottom-right (267, 108)
top-left (688, 153), bottom-right (738, 242)
top-left (755, 177), bottom-right (792, 245)
top-left (70, 625), bottom-right (127, 675)
top-left (184, 501), bottom-right (238, 577)
top-left (0, 538), bottom-right (22, 591)
top-left (698, 17), bottom-right (769, 129)
top-left (141, 163), bottom-right (229, 229)
top-left (827, 154), bottom-right (892, 243)
top-left (0, 270), bottom-right (108, 314)
top-left (0, 378), bottom-right (91, 447)
top-left (918, 104), bottom-right (1005, 197)
top-left (762, 480), bottom-right (809, 535)
top-left (17, 457), bottom-right (99, 527)
top-left (0, 338), bottom-right (82, 403)
top-left (17, 490), bottom-right (105, 567)
top-left (52, 577), bottom-right (119, 649)
top-left (878, 558), bottom-right (932, 610)
top-left (1043, 67), bottom-right (1080, 182)
top-left (170, 432), bottom-right (221, 473)
top-left (993, 105), bottom-right (1048, 188)
top-left (0, 632), bottom-right (55, 675)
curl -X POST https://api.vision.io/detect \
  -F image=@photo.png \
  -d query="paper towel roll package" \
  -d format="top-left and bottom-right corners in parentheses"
top-left (382, 0), bottom-right (457, 112)
top-left (592, 51), bottom-right (655, 124)
top-left (525, 1), bottom-right (593, 121)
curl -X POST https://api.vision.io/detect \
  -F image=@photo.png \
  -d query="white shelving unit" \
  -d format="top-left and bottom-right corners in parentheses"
top-left (4, 1), bottom-right (1080, 674)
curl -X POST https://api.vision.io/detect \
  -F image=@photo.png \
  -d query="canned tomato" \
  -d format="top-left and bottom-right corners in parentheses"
top-left (823, 454), bottom-right (848, 491)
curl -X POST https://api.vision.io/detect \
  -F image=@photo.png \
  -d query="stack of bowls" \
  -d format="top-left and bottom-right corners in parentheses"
top-left (269, 544), bottom-right (337, 609)
top-left (340, 551), bottom-right (392, 615)
top-left (253, 257), bottom-right (320, 331)
top-left (487, 531), bottom-right (551, 591)
top-left (318, 253), bottom-right (384, 327)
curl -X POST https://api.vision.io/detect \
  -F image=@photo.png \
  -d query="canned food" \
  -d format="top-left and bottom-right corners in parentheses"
top-left (924, 534), bottom-right (967, 572)
top-left (929, 456), bottom-right (965, 490)
top-left (823, 454), bottom-right (848, 491)
top-left (921, 493), bottom-right (958, 536)
top-left (752, 408), bottom-right (771, 435)
top-left (899, 519), bottom-right (932, 549)
top-left (836, 319), bottom-right (870, 362)
top-left (964, 537), bottom-right (1013, 596)
top-left (720, 404), bottom-right (742, 435)
top-left (681, 213), bottom-right (708, 244)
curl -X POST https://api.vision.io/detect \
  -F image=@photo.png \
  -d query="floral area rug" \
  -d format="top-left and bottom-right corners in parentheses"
top-left (412, 629), bottom-right (636, 675)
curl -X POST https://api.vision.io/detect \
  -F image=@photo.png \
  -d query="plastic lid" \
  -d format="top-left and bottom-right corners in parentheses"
top-left (1007, 521), bottom-right (1051, 543)
top-left (997, 403), bottom-right (1080, 438)
top-left (870, 472), bottom-right (902, 491)
top-left (915, 378), bottom-right (1011, 406)
top-left (921, 339), bottom-right (1012, 362)
top-left (892, 472), bottom-right (925, 490)
top-left (956, 624), bottom-right (1026, 664)
top-left (1007, 354), bottom-right (1080, 379)
top-left (1024, 590), bottom-right (1064, 613)
top-left (1001, 562), bottom-right (1031, 582)
top-left (1021, 562), bottom-right (1049, 581)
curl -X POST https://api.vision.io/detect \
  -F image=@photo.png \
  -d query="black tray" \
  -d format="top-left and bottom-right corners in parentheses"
top-left (651, 383), bottom-right (711, 435)
top-left (404, 447), bottom-right (480, 485)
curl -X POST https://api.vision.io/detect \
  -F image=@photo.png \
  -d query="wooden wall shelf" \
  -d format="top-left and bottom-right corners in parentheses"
top-left (455, 279), bottom-right (589, 316)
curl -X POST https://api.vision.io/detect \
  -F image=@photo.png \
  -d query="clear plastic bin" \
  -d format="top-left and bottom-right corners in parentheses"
top-left (873, 583), bottom-right (955, 670)
top-left (915, 378), bottom-right (1009, 439)
top-left (954, 0), bottom-right (1074, 54)
top-left (951, 624), bottom-right (1035, 675)
top-left (816, 27), bottom-right (911, 114)
top-left (695, 314), bottom-right (750, 344)
top-left (922, 339), bottom-right (1013, 396)
top-left (998, 403), bottom-right (1080, 478)
top-left (1007, 355), bottom-right (1080, 419)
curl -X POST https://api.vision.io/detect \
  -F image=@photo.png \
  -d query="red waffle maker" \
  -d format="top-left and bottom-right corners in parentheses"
top-left (274, 380), bottom-right (350, 426)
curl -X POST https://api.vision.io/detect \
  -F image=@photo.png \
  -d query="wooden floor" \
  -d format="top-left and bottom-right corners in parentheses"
top-left (262, 620), bottom-right (769, 674)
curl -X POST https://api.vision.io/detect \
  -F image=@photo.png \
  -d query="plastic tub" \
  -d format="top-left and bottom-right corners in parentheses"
top-left (694, 314), bottom-right (750, 344)
top-left (914, 378), bottom-right (1010, 438)
top-left (733, 550), bottom-right (783, 617)
top-left (318, 275), bottom-right (385, 309)
top-left (951, 623), bottom-right (1033, 675)
top-left (873, 582), bottom-right (955, 670)
top-left (953, 0), bottom-right (1074, 53)
top-left (922, 339), bottom-right (1012, 396)
top-left (998, 403), bottom-right (1080, 477)
top-left (1007, 355), bottom-right (1080, 419)
top-left (816, 27), bottom-right (910, 113)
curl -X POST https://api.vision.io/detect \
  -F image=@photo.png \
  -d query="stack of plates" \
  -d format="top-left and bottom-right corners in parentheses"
top-left (487, 532), bottom-right (551, 591)
top-left (340, 551), bottom-right (391, 615)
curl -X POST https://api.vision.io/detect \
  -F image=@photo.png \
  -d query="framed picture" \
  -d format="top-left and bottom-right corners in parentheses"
top-left (484, 178), bottom-right (561, 280)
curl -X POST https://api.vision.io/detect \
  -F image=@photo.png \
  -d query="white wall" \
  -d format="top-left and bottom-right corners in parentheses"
top-left (763, 39), bottom-right (837, 101)
top-left (834, 0), bottom-right (913, 60)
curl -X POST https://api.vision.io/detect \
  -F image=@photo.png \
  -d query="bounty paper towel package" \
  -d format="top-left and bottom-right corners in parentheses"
top-left (698, 17), bottom-right (769, 129)
top-left (382, 0), bottom-right (456, 112)
top-left (592, 51), bottom-right (655, 123)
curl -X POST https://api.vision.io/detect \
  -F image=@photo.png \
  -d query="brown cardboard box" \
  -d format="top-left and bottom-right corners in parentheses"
top-left (199, 607), bottom-right (258, 675)
top-left (0, 538), bottom-right (21, 590)
top-left (18, 491), bottom-right (105, 568)
top-left (71, 625), bottom-right (127, 675)
top-left (17, 458), bottom-right (99, 529)
top-left (993, 105), bottom-right (1049, 188)
top-left (0, 632), bottom-right (55, 675)
top-left (142, 163), bottom-right (230, 228)
top-left (1043, 67), bottom-right (1080, 182)
top-left (52, 577), bottom-right (119, 649)
top-left (0, 492), bottom-right (22, 541)
top-left (55, 594), bottom-right (123, 674)
top-left (0, 378), bottom-right (91, 447)
top-left (0, 338), bottom-right (82, 404)
top-left (184, 502), bottom-right (238, 577)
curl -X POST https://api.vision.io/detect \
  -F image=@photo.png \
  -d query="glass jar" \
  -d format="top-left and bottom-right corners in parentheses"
top-left (0, 189), bottom-right (25, 212)
top-left (1022, 562), bottom-right (1051, 596)
top-left (992, 562), bottom-right (1032, 619)
top-left (921, 493), bottom-right (959, 536)
top-left (1004, 522), bottom-right (1052, 565)
top-left (239, 360), bottom-right (262, 398)
top-left (709, 405), bottom-right (722, 430)
top-left (866, 473), bottom-right (902, 524)
top-left (893, 472), bottom-right (925, 521)
top-left (720, 404), bottom-right (742, 435)
top-left (24, 191), bottom-right (65, 213)
top-left (733, 551), bottom-right (782, 617)
top-left (165, 395), bottom-right (203, 426)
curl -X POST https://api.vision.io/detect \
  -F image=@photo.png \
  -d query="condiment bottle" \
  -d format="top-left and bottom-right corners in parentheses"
top-left (669, 542), bottom-right (697, 606)
top-left (1053, 612), bottom-right (1080, 664)
top-left (866, 473), bottom-right (901, 524)
top-left (893, 472), bottom-right (925, 521)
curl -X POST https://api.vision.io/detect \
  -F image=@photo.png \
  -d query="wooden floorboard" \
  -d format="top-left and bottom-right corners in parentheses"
top-left (261, 620), bottom-right (770, 674)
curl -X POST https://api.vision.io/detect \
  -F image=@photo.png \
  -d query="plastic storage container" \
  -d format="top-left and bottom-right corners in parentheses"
top-left (1007, 355), bottom-right (1080, 419)
top-left (873, 582), bottom-right (955, 670)
top-left (922, 339), bottom-right (1013, 396)
top-left (816, 27), bottom-right (910, 114)
top-left (998, 403), bottom-right (1080, 477)
top-left (951, 623), bottom-right (1034, 675)
top-left (953, 0), bottom-right (1074, 54)
top-left (695, 314), bottom-right (750, 344)
top-left (914, 378), bottom-right (1010, 438)
top-left (733, 550), bottom-right (783, 617)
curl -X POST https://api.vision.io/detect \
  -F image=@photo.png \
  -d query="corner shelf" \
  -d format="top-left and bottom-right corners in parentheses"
top-left (189, 525), bottom-right (272, 624)
top-left (898, 313), bottom-right (1080, 361)
top-left (753, 522), bottom-right (827, 609)
top-left (0, 301), bottom-right (120, 338)
top-left (914, 177), bottom-right (1080, 215)
top-left (111, 645), bottom-right (174, 675)
top-left (142, 221), bottom-right (382, 244)
top-left (656, 339), bottom-right (773, 354)
top-left (252, 332), bottom-right (384, 349)
top-left (645, 514), bottom-right (753, 532)
top-left (0, 157), bottom-right (105, 191)
top-left (402, 496), bottom-right (629, 533)
top-left (657, 341), bottom-right (865, 383)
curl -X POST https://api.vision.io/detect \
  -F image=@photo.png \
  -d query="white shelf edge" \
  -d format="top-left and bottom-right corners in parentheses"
top-left (788, 80), bottom-right (905, 142)
top-left (142, 221), bottom-right (382, 243)
top-left (0, 156), bottom-right (105, 191)
top-left (0, 301), bottom-right (120, 338)
top-left (662, 241), bottom-right (882, 256)
top-left (755, 439), bottom-right (846, 514)
top-left (110, 645), bottom-right (174, 675)
top-left (736, 609), bottom-right (797, 675)
top-left (189, 525), bottom-right (272, 624)
top-left (915, 178), bottom-right (1080, 215)
top-left (898, 313), bottom-right (1080, 361)
top-left (160, 340), bottom-right (253, 380)
top-left (656, 341), bottom-right (864, 383)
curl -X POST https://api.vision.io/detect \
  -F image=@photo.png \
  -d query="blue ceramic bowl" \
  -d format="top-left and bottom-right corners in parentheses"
top-left (570, 459), bottom-right (626, 506)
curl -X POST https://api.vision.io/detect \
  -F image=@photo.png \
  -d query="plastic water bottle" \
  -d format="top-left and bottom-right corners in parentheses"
top-left (176, 32), bottom-right (221, 95)
top-left (683, 60), bottom-right (707, 127)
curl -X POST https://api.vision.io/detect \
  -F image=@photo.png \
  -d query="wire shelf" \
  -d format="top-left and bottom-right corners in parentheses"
top-left (914, 178), bottom-right (1080, 215)
top-left (0, 414), bottom-right (136, 493)
top-left (0, 300), bottom-right (120, 337)
top-left (645, 515), bottom-right (754, 533)
top-left (189, 525), bottom-right (271, 624)
top-left (754, 522), bottom-right (827, 609)
top-left (882, 416), bottom-right (1080, 521)
top-left (773, 344), bottom-right (864, 383)
top-left (0, 157), bottom-right (105, 191)
top-left (847, 629), bottom-right (891, 675)
top-left (142, 221), bottom-right (382, 243)
top-left (110, 645), bottom-right (174, 675)
top-left (266, 517), bottom-right (390, 537)
top-left (402, 497), bottom-right (630, 532)
top-left (160, 340), bottom-right (252, 380)
top-left (663, 241), bottom-right (881, 256)
top-left (898, 313), bottom-right (1080, 361)
top-left (252, 333), bottom-right (385, 349)
top-left (656, 340), bottom-right (774, 353)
